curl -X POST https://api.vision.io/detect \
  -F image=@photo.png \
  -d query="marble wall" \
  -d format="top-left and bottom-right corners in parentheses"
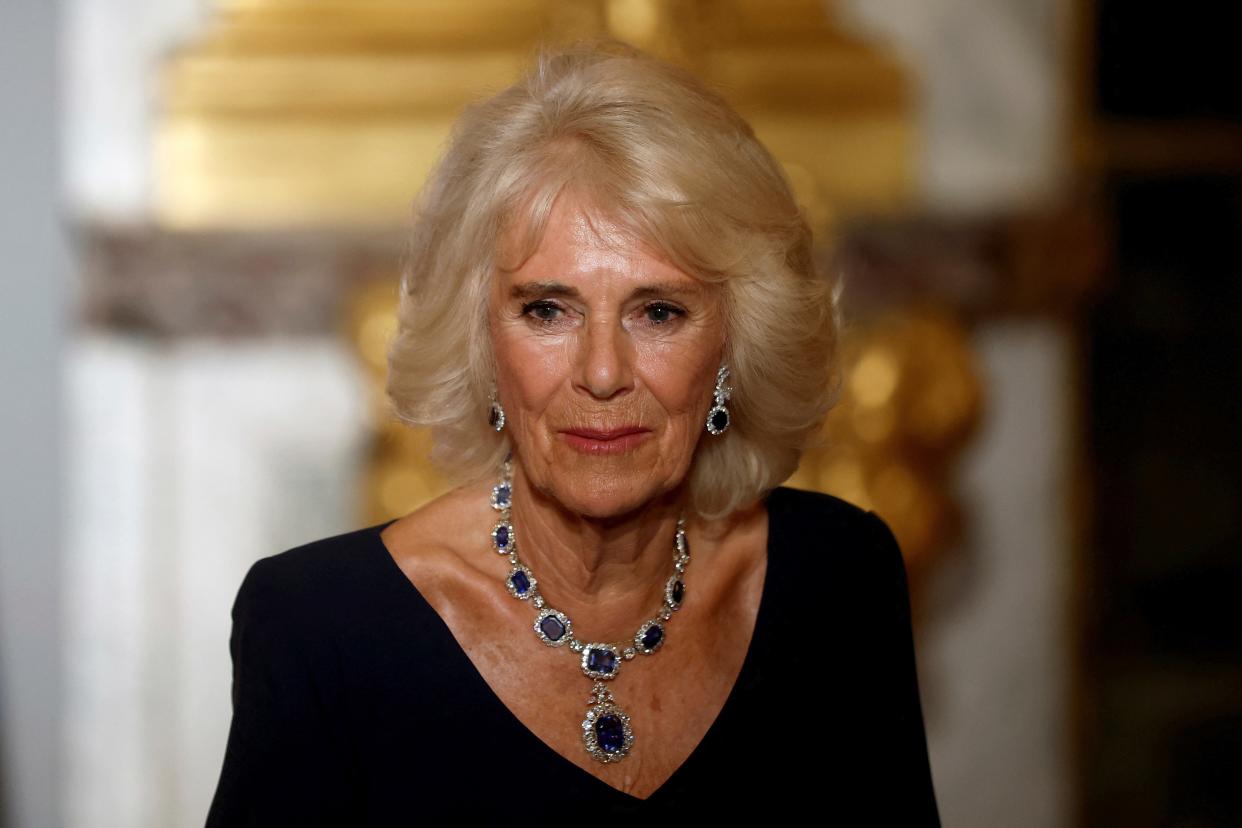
top-left (65, 335), bottom-right (370, 826)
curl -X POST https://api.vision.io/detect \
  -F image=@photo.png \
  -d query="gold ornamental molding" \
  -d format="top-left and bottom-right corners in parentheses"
top-left (154, 0), bottom-right (913, 230)
top-left (786, 305), bottom-right (983, 580)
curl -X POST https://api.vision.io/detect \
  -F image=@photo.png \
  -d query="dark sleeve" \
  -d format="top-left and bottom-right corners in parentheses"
top-left (865, 510), bottom-right (942, 826)
top-left (205, 557), bottom-right (355, 827)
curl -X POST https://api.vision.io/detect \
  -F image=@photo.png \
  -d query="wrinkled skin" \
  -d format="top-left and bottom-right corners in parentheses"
top-left (488, 190), bottom-right (726, 528)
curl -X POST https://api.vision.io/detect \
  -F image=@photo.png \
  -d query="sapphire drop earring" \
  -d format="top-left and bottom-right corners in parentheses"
top-left (705, 364), bottom-right (732, 435)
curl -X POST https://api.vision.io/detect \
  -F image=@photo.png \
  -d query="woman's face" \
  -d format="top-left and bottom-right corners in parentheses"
top-left (488, 191), bottom-right (726, 520)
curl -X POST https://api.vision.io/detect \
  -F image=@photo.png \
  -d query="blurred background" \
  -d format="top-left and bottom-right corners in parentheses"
top-left (1, 0), bottom-right (1238, 825)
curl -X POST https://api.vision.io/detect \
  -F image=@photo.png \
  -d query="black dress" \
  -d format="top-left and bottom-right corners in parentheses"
top-left (205, 485), bottom-right (941, 825)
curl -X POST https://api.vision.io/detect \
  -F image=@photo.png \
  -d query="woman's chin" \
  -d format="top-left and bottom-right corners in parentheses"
top-left (518, 437), bottom-right (681, 517)
top-left (541, 476), bottom-right (662, 520)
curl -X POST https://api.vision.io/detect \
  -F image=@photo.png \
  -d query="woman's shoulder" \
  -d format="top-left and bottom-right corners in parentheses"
top-left (230, 521), bottom-right (393, 631)
top-left (232, 484), bottom-right (480, 628)
top-left (768, 484), bottom-right (896, 540)
top-left (767, 484), bottom-right (906, 583)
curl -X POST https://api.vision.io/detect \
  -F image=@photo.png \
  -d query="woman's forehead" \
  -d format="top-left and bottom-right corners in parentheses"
top-left (497, 191), bottom-right (695, 284)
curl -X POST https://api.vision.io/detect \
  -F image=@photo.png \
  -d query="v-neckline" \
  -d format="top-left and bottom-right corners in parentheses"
top-left (369, 488), bottom-right (778, 804)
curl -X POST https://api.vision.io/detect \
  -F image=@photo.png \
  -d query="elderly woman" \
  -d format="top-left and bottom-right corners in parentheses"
top-left (207, 39), bottom-right (939, 823)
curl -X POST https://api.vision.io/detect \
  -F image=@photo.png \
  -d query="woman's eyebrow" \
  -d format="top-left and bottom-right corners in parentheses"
top-left (509, 281), bottom-right (578, 301)
top-left (509, 281), bottom-right (704, 301)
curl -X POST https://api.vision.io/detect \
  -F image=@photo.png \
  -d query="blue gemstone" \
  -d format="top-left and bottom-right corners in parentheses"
top-left (494, 483), bottom-right (511, 508)
top-left (495, 525), bottom-right (509, 548)
top-left (595, 714), bottom-right (625, 753)
top-left (539, 615), bottom-right (565, 641)
top-left (641, 624), bottom-right (663, 650)
top-left (671, 580), bottom-right (684, 605)
top-left (710, 409), bottom-right (729, 431)
top-left (587, 648), bottom-right (617, 674)
top-left (510, 571), bottom-right (529, 594)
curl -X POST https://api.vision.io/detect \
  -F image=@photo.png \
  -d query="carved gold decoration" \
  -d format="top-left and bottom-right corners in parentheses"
top-left (342, 273), bottom-right (451, 526)
top-left (786, 305), bottom-right (983, 580)
top-left (155, 0), bottom-right (911, 233)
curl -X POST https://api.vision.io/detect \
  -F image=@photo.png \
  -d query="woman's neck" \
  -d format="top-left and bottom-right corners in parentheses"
top-left (505, 461), bottom-right (687, 639)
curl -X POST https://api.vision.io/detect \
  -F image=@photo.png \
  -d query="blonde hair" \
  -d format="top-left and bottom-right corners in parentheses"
top-left (386, 37), bottom-right (842, 520)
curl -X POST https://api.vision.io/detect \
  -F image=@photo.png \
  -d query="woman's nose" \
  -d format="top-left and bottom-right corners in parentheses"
top-left (575, 315), bottom-right (633, 400)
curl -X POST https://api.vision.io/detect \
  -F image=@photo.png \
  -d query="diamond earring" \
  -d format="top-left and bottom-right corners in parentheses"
top-left (488, 385), bottom-right (506, 432)
top-left (705, 364), bottom-right (731, 435)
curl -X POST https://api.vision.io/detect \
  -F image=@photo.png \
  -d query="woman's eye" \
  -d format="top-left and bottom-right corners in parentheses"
top-left (645, 302), bottom-right (685, 325)
top-left (521, 300), bottom-right (563, 324)
top-left (520, 300), bottom-right (685, 327)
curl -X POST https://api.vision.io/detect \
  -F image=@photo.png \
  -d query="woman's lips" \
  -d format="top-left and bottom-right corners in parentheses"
top-left (560, 428), bottom-right (652, 455)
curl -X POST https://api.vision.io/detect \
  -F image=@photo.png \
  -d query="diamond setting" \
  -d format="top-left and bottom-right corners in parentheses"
top-left (634, 619), bottom-right (666, 654)
top-left (582, 683), bottom-right (634, 762)
top-left (506, 565), bottom-right (535, 600)
top-left (533, 608), bottom-right (572, 646)
top-left (490, 481), bottom-right (511, 511)
top-left (665, 575), bottom-right (686, 610)
top-left (491, 520), bottom-right (514, 554)
top-left (581, 643), bottom-right (622, 680)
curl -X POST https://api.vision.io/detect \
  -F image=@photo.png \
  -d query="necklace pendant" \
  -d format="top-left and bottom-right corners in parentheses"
top-left (582, 681), bottom-right (633, 763)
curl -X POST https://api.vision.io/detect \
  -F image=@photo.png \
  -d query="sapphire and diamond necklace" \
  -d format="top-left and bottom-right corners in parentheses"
top-left (489, 453), bottom-right (690, 763)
